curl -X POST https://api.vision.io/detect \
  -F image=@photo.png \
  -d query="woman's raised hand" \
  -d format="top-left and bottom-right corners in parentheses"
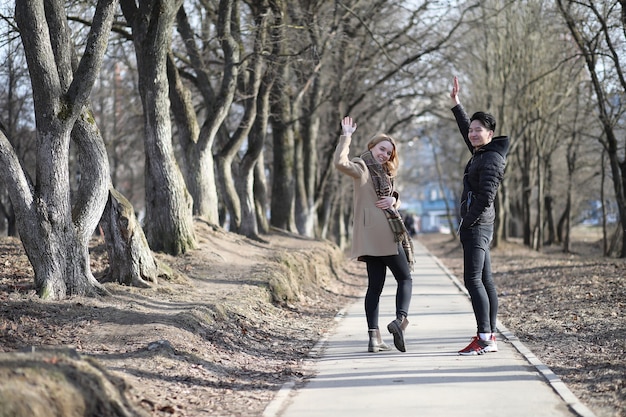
top-left (341, 116), bottom-right (357, 136)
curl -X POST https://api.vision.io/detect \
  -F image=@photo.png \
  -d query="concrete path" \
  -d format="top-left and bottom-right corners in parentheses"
top-left (263, 240), bottom-right (597, 417)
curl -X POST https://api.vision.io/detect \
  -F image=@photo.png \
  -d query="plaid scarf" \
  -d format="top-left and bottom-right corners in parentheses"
top-left (361, 150), bottom-right (415, 270)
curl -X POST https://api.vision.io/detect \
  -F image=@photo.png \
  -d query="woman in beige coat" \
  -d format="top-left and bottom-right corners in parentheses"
top-left (334, 116), bottom-right (414, 352)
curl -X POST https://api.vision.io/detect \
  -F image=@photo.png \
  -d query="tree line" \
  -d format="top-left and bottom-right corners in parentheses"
top-left (0, 0), bottom-right (624, 300)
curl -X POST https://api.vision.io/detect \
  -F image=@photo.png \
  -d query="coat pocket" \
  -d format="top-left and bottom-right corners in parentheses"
top-left (363, 207), bottom-right (373, 228)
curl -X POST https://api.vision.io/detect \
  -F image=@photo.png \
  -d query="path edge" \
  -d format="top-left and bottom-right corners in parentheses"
top-left (263, 249), bottom-right (598, 417)
top-left (428, 251), bottom-right (597, 417)
top-left (262, 308), bottom-right (348, 417)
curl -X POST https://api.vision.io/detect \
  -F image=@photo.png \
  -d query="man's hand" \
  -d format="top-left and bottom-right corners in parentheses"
top-left (341, 116), bottom-right (357, 136)
top-left (450, 76), bottom-right (461, 105)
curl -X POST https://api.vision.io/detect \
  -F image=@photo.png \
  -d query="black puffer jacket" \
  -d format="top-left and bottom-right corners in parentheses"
top-left (452, 104), bottom-right (509, 228)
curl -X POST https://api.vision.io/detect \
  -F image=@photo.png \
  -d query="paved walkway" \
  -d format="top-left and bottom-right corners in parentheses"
top-left (263, 240), bottom-right (597, 417)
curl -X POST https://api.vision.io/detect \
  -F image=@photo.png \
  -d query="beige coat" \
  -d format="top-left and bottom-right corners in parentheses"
top-left (334, 134), bottom-right (400, 260)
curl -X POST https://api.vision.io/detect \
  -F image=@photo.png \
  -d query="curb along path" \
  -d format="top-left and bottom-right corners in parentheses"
top-left (263, 240), bottom-right (597, 417)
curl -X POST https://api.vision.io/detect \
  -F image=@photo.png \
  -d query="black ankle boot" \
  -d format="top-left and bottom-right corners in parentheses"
top-left (387, 316), bottom-right (409, 352)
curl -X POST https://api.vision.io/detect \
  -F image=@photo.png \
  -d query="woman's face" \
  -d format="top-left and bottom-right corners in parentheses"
top-left (468, 120), bottom-right (494, 148)
top-left (370, 140), bottom-right (394, 164)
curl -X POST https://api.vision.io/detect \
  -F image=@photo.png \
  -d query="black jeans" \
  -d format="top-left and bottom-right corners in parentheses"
top-left (362, 250), bottom-right (412, 329)
top-left (460, 223), bottom-right (498, 334)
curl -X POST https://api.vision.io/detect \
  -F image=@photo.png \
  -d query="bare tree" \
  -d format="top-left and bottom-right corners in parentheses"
top-left (266, 0), bottom-right (297, 233)
top-left (167, 0), bottom-right (241, 226)
top-left (0, 22), bottom-right (33, 237)
top-left (93, 48), bottom-right (145, 213)
top-left (246, 1), bottom-right (467, 243)
top-left (557, 0), bottom-right (626, 257)
top-left (0, 0), bottom-right (118, 299)
top-left (119, 0), bottom-right (196, 255)
top-left (448, 0), bottom-right (596, 251)
top-left (214, 0), bottom-right (268, 237)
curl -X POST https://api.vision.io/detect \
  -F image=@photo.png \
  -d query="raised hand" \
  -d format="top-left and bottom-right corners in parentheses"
top-left (341, 116), bottom-right (357, 136)
top-left (450, 76), bottom-right (460, 105)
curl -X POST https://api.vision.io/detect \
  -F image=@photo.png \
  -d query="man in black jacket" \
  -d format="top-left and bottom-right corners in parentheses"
top-left (450, 76), bottom-right (510, 356)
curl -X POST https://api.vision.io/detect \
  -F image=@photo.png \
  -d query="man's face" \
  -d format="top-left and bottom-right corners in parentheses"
top-left (468, 120), bottom-right (494, 149)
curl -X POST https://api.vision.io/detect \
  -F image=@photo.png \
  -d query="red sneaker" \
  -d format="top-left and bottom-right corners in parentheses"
top-left (458, 336), bottom-right (496, 355)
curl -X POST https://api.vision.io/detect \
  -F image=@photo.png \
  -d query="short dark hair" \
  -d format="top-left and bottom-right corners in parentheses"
top-left (470, 112), bottom-right (496, 132)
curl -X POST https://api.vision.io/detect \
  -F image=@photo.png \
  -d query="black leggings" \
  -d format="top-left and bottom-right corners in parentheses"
top-left (363, 251), bottom-right (413, 329)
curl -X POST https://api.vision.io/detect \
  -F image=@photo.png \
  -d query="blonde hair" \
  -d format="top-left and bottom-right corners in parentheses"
top-left (367, 133), bottom-right (399, 177)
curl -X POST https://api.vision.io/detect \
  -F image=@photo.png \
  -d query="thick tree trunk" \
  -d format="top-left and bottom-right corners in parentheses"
top-left (561, 195), bottom-right (572, 252)
top-left (269, 77), bottom-right (296, 232)
top-left (167, 1), bottom-right (241, 225)
top-left (9, 0), bottom-right (118, 299)
top-left (270, 111), bottom-right (297, 232)
top-left (166, 53), bottom-right (219, 224)
top-left (216, 153), bottom-right (242, 231)
top-left (545, 195), bottom-right (555, 246)
top-left (266, 0), bottom-right (296, 233)
top-left (100, 188), bottom-right (158, 287)
top-left (142, 96), bottom-right (196, 255)
top-left (219, 2), bottom-right (271, 237)
top-left (120, 0), bottom-right (196, 255)
top-left (240, 72), bottom-right (273, 238)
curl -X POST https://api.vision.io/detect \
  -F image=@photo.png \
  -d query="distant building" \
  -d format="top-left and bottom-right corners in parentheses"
top-left (417, 183), bottom-right (458, 234)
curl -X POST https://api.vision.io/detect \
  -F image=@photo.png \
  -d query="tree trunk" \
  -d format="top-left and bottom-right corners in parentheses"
top-left (120, 0), bottom-right (196, 255)
top-left (167, 1), bottom-right (243, 225)
top-left (8, 0), bottom-right (118, 299)
top-left (544, 195), bottom-right (555, 246)
top-left (1, 42), bottom-right (23, 238)
top-left (213, 0), bottom-right (267, 236)
top-left (520, 132), bottom-right (532, 246)
top-left (533, 141), bottom-right (545, 251)
top-left (253, 156), bottom-right (270, 234)
top-left (558, 200), bottom-right (571, 252)
top-left (494, 176), bottom-right (509, 247)
top-left (558, 0), bottom-right (626, 257)
top-left (237, 33), bottom-right (273, 239)
top-left (601, 150), bottom-right (609, 255)
top-left (270, 106), bottom-right (297, 232)
top-left (267, 0), bottom-right (296, 233)
top-left (293, 80), bottom-right (320, 238)
top-left (99, 188), bottom-right (158, 287)
top-left (561, 138), bottom-right (576, 252)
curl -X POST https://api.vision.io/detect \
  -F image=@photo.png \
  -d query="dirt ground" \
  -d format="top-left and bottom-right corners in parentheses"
top-left (0, 223), bottom-right (624, 417)
top-left (0, 222), bottom-right (367, 417)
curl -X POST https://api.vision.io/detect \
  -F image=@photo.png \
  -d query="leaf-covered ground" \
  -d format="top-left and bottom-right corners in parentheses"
top-left (0, 223), bottom-right (365, 416)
